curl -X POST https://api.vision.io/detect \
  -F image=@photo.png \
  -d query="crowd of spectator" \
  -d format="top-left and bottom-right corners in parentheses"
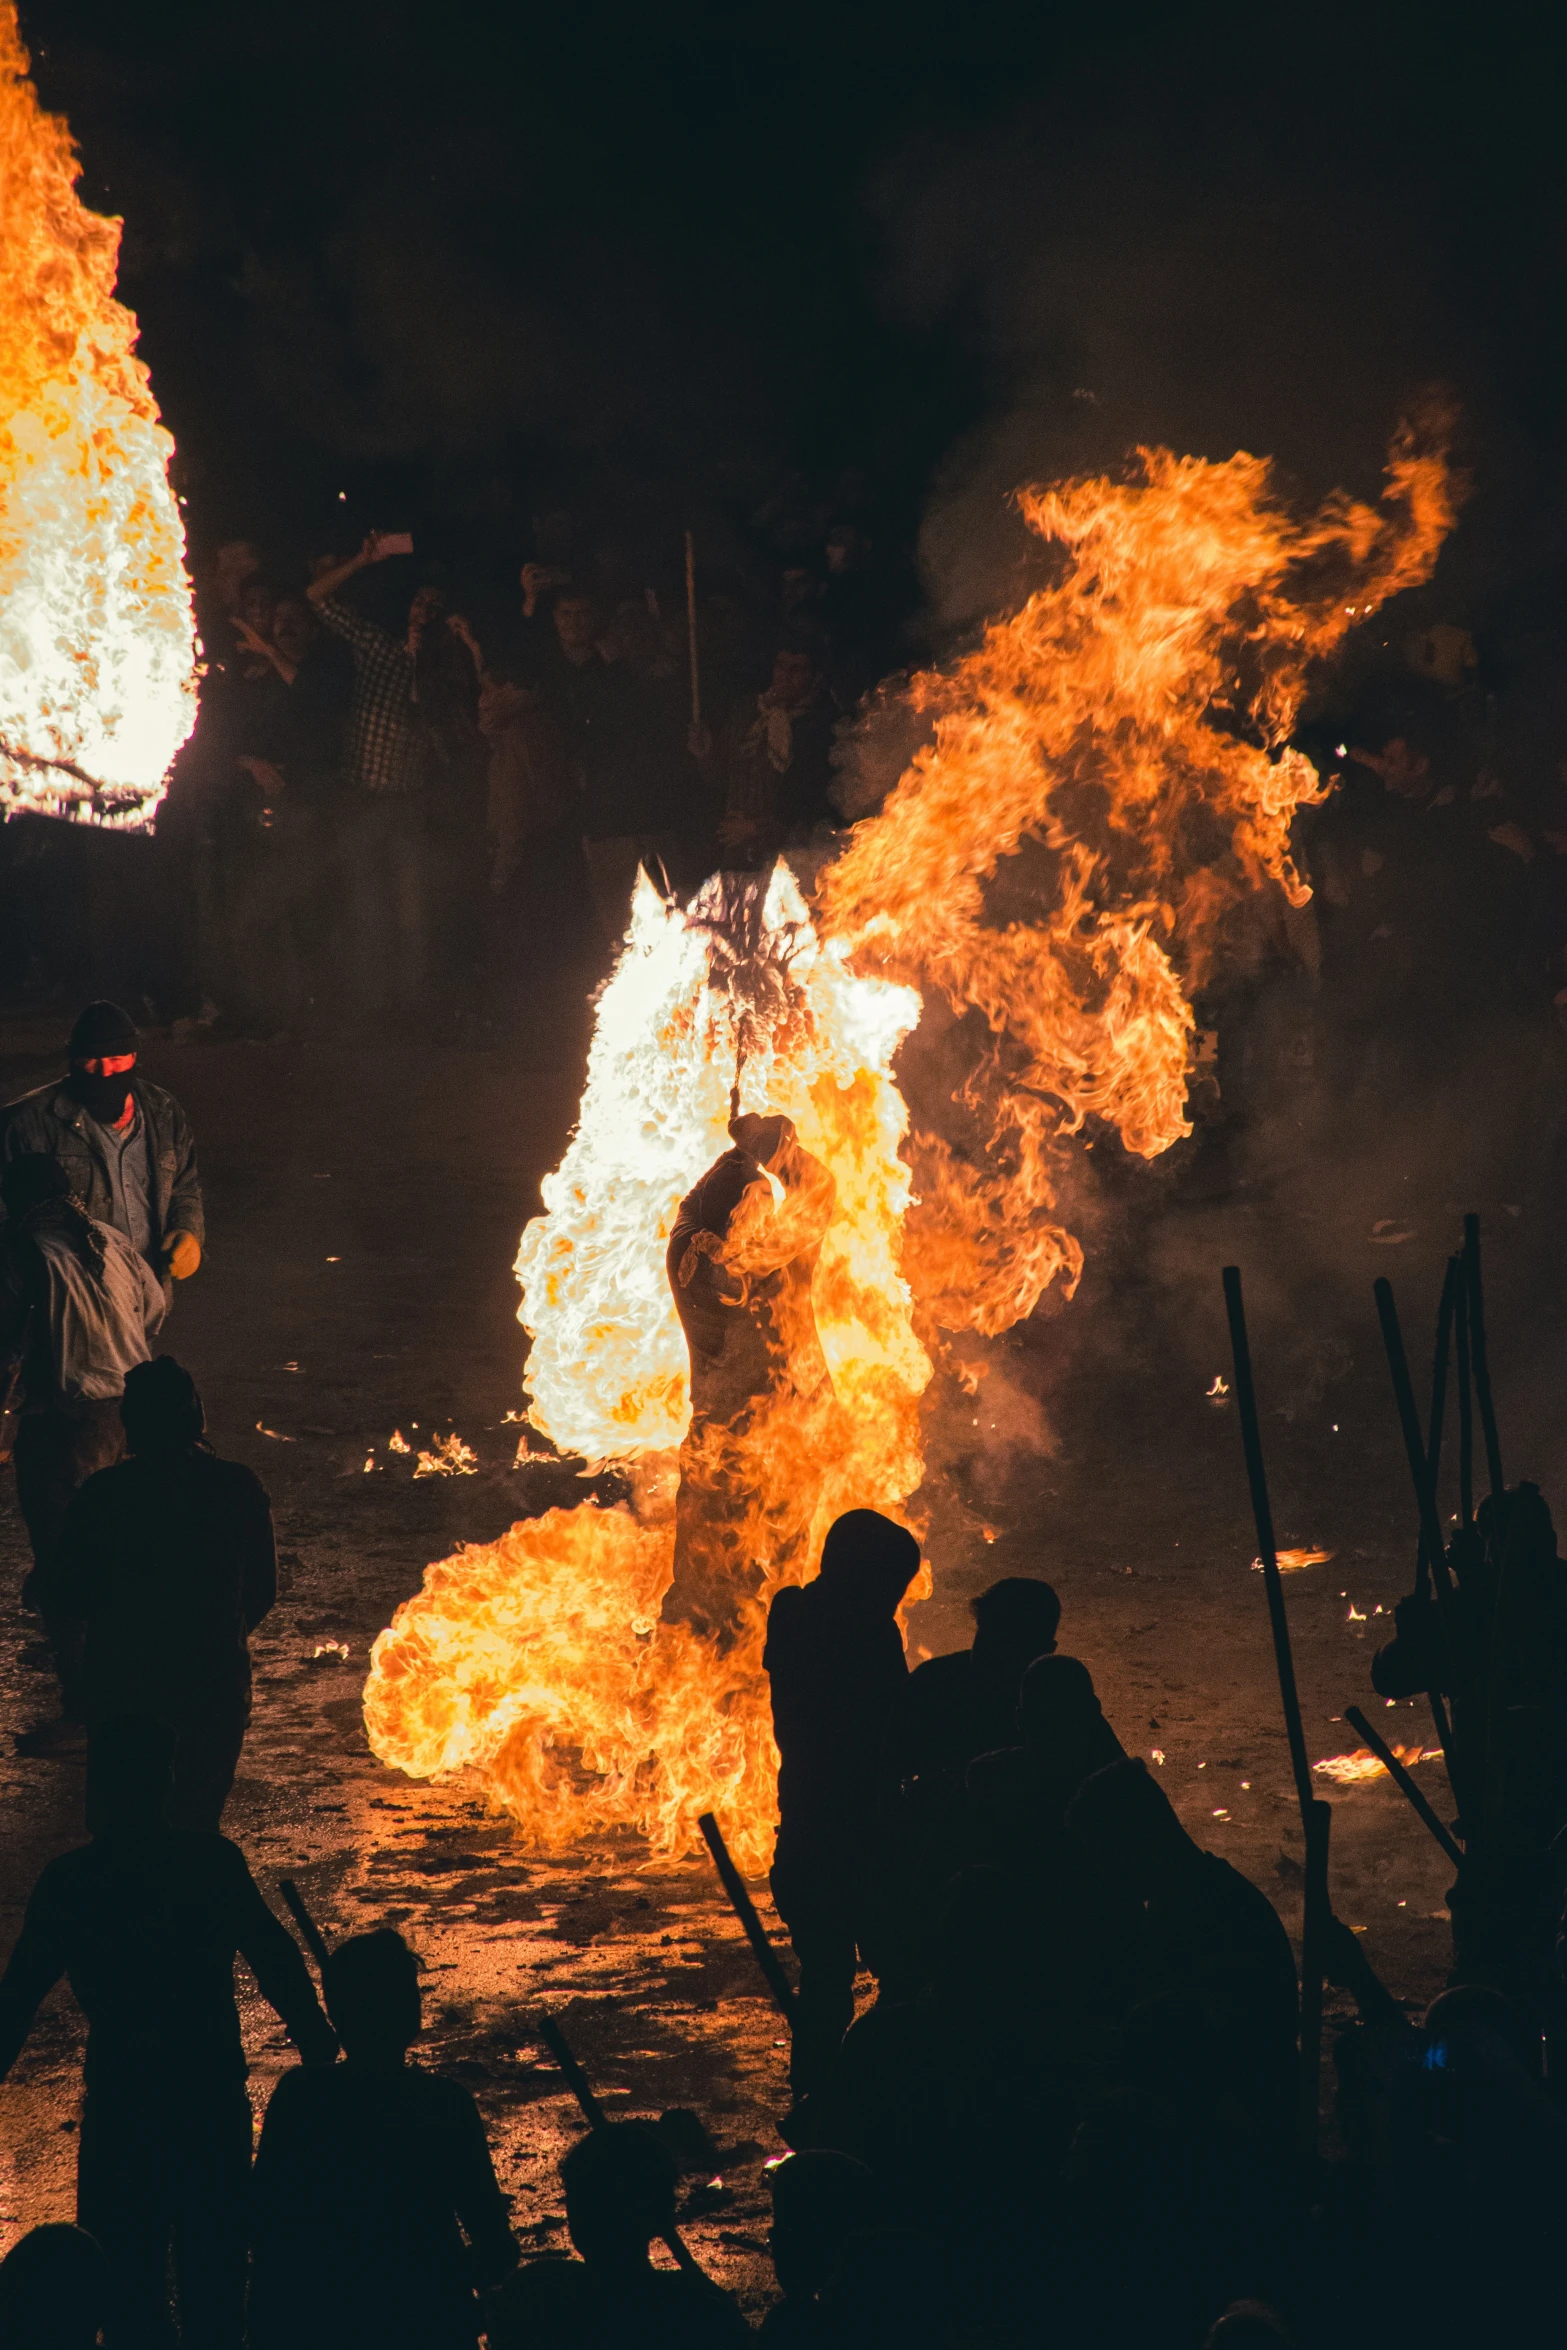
top-left (162, 470), bottom-right (914, 1045)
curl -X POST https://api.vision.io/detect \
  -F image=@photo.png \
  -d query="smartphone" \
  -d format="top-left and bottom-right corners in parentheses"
top-left (377, 531), bottom-right (414, 557)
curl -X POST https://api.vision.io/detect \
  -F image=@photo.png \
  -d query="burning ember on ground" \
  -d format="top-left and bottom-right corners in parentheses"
top-left (1314, 1744), bottom-right (1444, 1786)
top-left (0, 6), bottom-right (196, 826)
top-left (365, 424), bottom-right (1455, 1871)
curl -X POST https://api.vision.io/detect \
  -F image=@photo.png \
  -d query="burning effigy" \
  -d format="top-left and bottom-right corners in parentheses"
top-left (364, 424), bottom-right (1456, 1871)
top-left (0, 3), bottom-right (197, 827)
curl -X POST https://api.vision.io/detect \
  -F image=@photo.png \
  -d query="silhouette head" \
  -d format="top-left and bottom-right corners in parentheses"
top-left (323, 1930), bottom-right (422, 2064)
top-left (85, 1716), bottom-right (176, 1837)
top-left (1066, 1757), bottom-right (1192, 1891)
top-left (120, 1357), bottom-right (205, 1454)
top-left (816, 1510), bottom-right (921, 1617)
top-left (1203, 2302), bottom-right (1298, 2349)
top-left (769, 2149), bottom-right (877, 2300)
top-left (1017, 1653), bottom-right (1102, 1748)
top-left (560, 2122), bottom-right (678, 2271)
top-left (970, 1576), bottom-right (1060, 1670)
top-left (1, 1153), bottom-right (70, 1220)
top-left (0, 2222), bottom-right (112, 2350)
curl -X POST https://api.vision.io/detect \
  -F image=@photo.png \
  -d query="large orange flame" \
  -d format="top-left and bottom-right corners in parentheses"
top-left (365, 425), bottom-right (1454, 1867)
top-left (0, 5), bottom-right (196, 826)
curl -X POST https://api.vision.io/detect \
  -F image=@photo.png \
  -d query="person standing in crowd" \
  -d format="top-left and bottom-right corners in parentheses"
top-left (45, 1357), bottom-right (276, 1830)
top-left (249, 1928), bottom-right (517, 2350)
top-left (890, 1575), bottom-right (1063, 1835)
top-left (307, 532), bottom-right (447, 1024)
top-left (0, 1000), bottom-right (204, 1293)
top-left (0, 1155), bottom-right (165, 1753)
top-left (764, 1509), bottom-right (923, 2107)
top-left (716, 638), bottom-right (841, 869)
top-left (0, 1716), bottom-right (338, 2350)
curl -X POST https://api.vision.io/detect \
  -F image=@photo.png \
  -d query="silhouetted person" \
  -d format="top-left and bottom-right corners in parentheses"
top-left (46, 1357), bottom-right (275, 1829)
top-left (0, 1716), bottom-right (336, 2349)
top-left (926, 1652), bottom-right (1127, 1888)
top-left (250, 1929), bottom-right (517, 2350)
top-left (0, 1151), bottom-right (164, 1750)
top-left (890, 1576), bottom-right (1062, 1832)
top-left (485, 2122), bottom-right (749, 2348)
top-left (1066, 1759), bottom-right (1299, 2160)
top-left (760, 2150), bottom-right (876, 2345)
top-left (765, 1510), bottom-right (922, 2101)
top-left (0, 2223), bottom-right (111, 2350)
top-left (665, 1107), bottom-right (836, 1640)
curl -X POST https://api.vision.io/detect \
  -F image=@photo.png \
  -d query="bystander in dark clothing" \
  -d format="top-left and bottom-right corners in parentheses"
top-left (890, 1575), bottom-right (1062, 1837)
top-left (0, 1154), bottom-right (164, 1739)
top-left (0, 1001), bottom-right (205, 1289)
top-left (765, 1509), bottom-right (922, 2099)
top-left (1066, 1759), bottom-right (1300, 2162)
top-left (928, 1652), bottom-right (1127, 1886)
top-left (308, 537), bottom-right (445, 1022)
top-left (486, 2122), bottom-right (748, 2350)
top-left (48, 1358), bottom-right (274, 1830)
top-left (0, 2223), bottom-right (112, 2350)
top-left (718, 644), bottom-right (841, 869)
top-left (0, 1717), bottom-right (336, 2350)
top-left (251, 1929), bottom-right (516, 2350)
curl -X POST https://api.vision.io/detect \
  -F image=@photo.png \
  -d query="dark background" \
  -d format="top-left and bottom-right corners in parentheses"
top-left (16, 0), bottom-right (1567, 654)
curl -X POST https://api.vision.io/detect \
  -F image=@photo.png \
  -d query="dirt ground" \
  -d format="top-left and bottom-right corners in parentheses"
top-left (0, 998), bottom-right (1559, 2312)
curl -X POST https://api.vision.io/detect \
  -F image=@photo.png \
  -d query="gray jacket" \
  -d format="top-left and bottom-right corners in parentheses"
top-left (0, 1077), bottom-right (205, 1266)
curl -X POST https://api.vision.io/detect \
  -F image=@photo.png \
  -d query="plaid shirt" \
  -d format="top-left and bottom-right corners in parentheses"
top-left (313, 597), bottom-right (426, 793)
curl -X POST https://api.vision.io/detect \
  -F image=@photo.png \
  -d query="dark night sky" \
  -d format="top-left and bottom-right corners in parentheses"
top-left (18, 0), bottom-right (1567, 651)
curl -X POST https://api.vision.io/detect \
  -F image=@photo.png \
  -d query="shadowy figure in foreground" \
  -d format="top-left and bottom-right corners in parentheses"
top-left (0, 1716), bottom-right (336, 2349)
top-left (0, 2222), bottom-right (112, 2350)
top-left (759, 2148), bottom-right (877, 2344)
top-left (1066, 1759), bottom-right (1300, 2161)
top-left (486, 2121), bottom-right (750, 2348)
top-left (765, 1508), bottom-right (922, 2102)
top-left (890, 1575), bottom-right (1062, 1834)
top-left (250, 1928), bottom-right (517, 2350)
top-left (0, 1151), bottom-right (164, 1749)
top-left (935, 1652), bottom-right (1129, 1884)
top-left (47, 1356), bottom-right (276, 1829)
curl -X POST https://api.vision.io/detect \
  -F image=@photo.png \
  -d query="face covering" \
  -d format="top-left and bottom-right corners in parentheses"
top-left (67, 1064), bottom-right (135, 1123)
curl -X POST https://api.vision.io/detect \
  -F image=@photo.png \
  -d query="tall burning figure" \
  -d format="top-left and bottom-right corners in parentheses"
top-left (366, 423), bottom-right (1457, 1870)
top-left (665, 1104), bottom-right (837, 1641)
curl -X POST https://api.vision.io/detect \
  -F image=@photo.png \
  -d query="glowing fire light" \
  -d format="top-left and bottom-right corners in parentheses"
top-left (365, 424), bottom-right (1454, 1867)
top-left (1314, 1744), bottom-right (1442, 1786)
top-left (0, 6), bottom-right (196, 826)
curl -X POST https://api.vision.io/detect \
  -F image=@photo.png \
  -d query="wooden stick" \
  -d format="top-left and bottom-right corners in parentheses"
top-left (1221, 1266), bottom-right (1323, 2168)
top-left (1454, 1268), bottom-right (1474, 1529)
top-left (1417, 1259), bottom-right (1457, 1596)
top-left (279, 1878), bottom-right (332, 1974)
top-left (1374, 1280), bottom-right (1462, 1660)
top-left (1345, 1706), bottom-right (1465, 1868)
top-left (697, 1812), bottom-right (797, 2022)
top-left (684, 529), bottom-right (702, 736)
top-left (1463, 1214), bottom-right (1504, 1503)
top-left (532, 2013), bottom-right (704, 2276)
top-left (1222, 1268), bottom-right (1313, 1821)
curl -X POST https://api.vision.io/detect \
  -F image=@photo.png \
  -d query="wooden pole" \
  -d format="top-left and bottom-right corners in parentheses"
top-left (1374, 1279), bottom-right (1461, 1636)
top-left (1220, 1265), bottom-right (1323, 2167)
top-left (697, 1812), bottom-right (797, 2022)
top-left (1462, 1214), bottom-right (1504, 1504)
top-left (1454, 1268), bottom-right (1474, 1529)
top-left (279, 1878), bottom-right (332, 1975)
top-left (684, 529), bottom-right (702, 736)
top-left (1345, 1706), bottom-right (1464, 1869)
top-left (1418, 1258), bottom-right (1457, 1592)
